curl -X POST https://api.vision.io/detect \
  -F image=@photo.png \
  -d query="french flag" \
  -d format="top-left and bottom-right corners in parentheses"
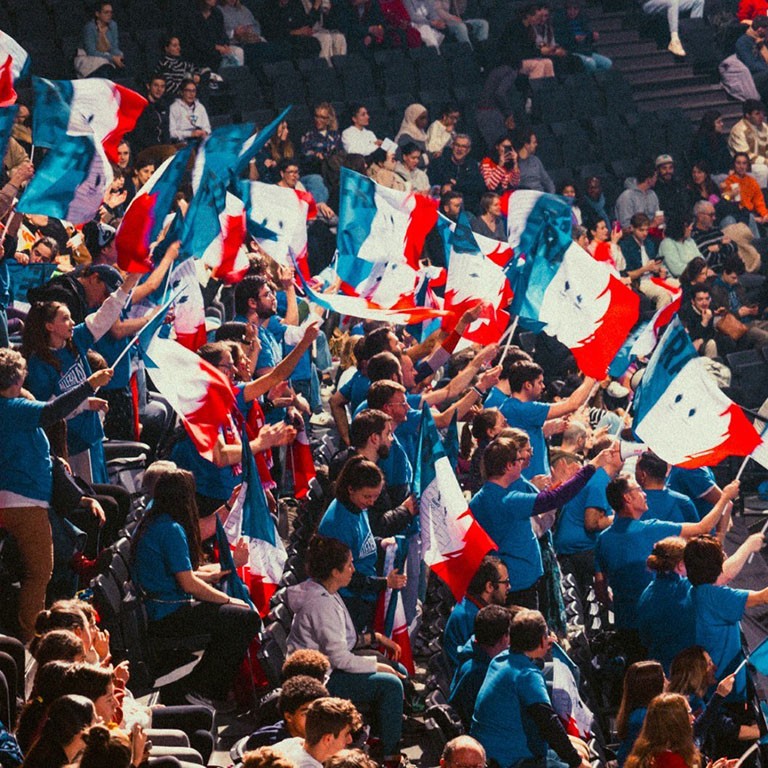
top-left (0, 57), bottom-right (16, 107)
top-left (552, 643), bottom-right (593, 740)
top-left (240, 180), bottom-right (315, 279)
top-left (191, 122), bottom-right (255, 192)
top-left (140, 326), bottom-right (236, 461)
top-left (633, 318), bottom-right (763, 468)
top-left (223, 426), bottom-right (287, 617)
top-left (335, 168), bottom-right (438, 307)
top-left (167, 256), bottom-right (207, 352)
top-left (0, 31), bottom-right (29, 83)
top-left (443, 213), bottom-right (513, 345)
top-left (630, 289), bottom-right (682, 361)
top-left (17, 133), bottom-right (112, 224)
top-left (287, 423), bottom-right (316, 500)
top-left (202, 191), bottom-right (250, 285)
top-left (115, 147), bottom-right (192, 273)
top-left (32, 77), bottom-right (146, 165)
top-left (0, 106), bottom-right (18, 163)
top-left (415, 405), bottom-right (495, 601)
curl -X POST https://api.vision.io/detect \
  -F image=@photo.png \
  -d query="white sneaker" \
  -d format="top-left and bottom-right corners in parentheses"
top-left (668, 38), bottom-right (686, 56)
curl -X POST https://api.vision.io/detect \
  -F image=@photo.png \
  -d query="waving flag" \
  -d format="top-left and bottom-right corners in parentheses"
top-left (415, 405), bottom-right (495, 601)
top-left (115, 147), bottom-right (192, 273)
top-left (17, 133), bottom-right (112, 223)
top-left (32, 77), bottom-right (146, 165)
top-left (223, 426), bottom-right (287, 616)
top-left (191, 122), bottom-right (255, 193)
top-left (335, 168), bottom-right (438, 307)
top-left (552, 643), bottom-right (593, 740)
top-left (0, 57), bottom-right (15, 107)
top-left (630, 290), bottom-right (682, 361)
top-left (215, 516), bottom-right (255, 609)
top-left (504, 190), bottom-right (574, 316)
top-left (287, 422), bottom-right (315, 500)
top-left (235, 106), bottom-right (292, 175)
top-left (180, 167), bottom-right (228, 260)
top-left (443, 213), bottom-right (513, 345)
top-left (633, 318), bottom-right (763, 468)
top-left (140, 322), bottom-right (236, 460)
top-left (0, 31), bottom-right (29, 82)
top-left (201, 192), bottom-right (250, 285)
top-left (240, 180), bottom-right (315, 278)
top-left (167, 256), bottom-right (207, 351)
top-left (374, 537), bottom-right (415, 675)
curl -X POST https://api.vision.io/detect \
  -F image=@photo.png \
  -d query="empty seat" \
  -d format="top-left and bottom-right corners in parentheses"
top-left (378, 59), bottom-right (417, 95)
top-left (340, 64), bottom-right (377, 102)
top-left (417, 56), bottom-right (450, 92)
top-left (530, 77), bottom-right (571, 123)
top-left (303, 68), bottom-right (343, 103)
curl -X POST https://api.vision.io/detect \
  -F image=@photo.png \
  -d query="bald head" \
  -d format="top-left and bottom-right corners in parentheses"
top-left (441, 736), bottom-right (486, 768)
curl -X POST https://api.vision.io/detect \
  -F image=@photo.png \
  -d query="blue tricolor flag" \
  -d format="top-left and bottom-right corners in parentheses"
top-left (0, 106), bottom-right (18, 165)
top-left (222, 426), bottom-right (287, 618)
top-left (0, 31), bottom-right (29, 83)
top-left (17, 133), bottom-right (112, 223)
top-left (633, 318), bottom-right (764, 468)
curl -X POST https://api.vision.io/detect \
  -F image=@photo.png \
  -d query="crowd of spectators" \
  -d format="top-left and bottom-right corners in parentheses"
top-left (5, 0), bottom-right (768, 767)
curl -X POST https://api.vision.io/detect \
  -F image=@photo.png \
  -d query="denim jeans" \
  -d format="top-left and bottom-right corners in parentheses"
top-left (573, 52), bottom-right (612, 71)
top-left (328, 668), bottom-right (404, 755)
top-left (642, 0), bottom-right (703, 35)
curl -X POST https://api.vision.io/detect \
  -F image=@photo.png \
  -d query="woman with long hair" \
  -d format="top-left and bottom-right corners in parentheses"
top-left (615, 661), bottom-right (665, 766)
top-left (467, 408), bottom-right (506, 493)
top-left (21, 273), bottom-right (138, 485)
top-left (691, 111), bottom-right (732, 177)
top-left (480, 134), bottom-right (520, 194)
top-left (318, 456), bottom-right (407, 631)
top-left (131, 469), bottom-right (260, 708)
top-left (286, 535), bottom-right (403, 764)
top-left (586, 217), bottom-right (626, 273)
top-left (20, 694), bottom-right (96, 768)
top-left (659, 215), bottom-right (700, 278)
top-left (16, 661), bottom-right (73, 753)
top-left (0, 347), bottom-right (113, 641)
top-left (625, 693), bottom-right (701, 768)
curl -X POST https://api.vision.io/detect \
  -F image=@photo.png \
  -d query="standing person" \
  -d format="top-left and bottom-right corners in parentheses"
top-left (317, 457), bottom-right (407, 630)
top-left (22, 274), bottom-right (140, 484)
top-left (131, 469), bottom-right (261, 709)
top-left (0, 350), bottom-right (113, 641)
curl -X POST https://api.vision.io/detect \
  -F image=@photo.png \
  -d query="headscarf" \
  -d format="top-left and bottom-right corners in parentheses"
top-left (395, 103), bottom-right (428, 143)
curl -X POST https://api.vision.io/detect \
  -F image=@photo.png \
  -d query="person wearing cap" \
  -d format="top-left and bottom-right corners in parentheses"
top-left (27, 263), bottom-right (125, 325)
top-left (728, 97), bottom-right (768, 189)
top-left (639, 0), bottom-right (703, 57)
top-left (654, 154), bottom-right (693, 227)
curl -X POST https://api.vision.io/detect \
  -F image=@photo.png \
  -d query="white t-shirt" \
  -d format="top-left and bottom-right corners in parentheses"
top-left (342, 125), bottom-right (379, 156)
top-left (273, 738), bottom-right (324, 768)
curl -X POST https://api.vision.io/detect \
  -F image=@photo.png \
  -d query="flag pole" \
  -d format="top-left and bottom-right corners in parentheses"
top-left (748, 517), bottom-right (768, 565)
top-left (1, 197), bottom-right (17, 233)
top-left (733, 741), bottom-right (760, 768)
top-left (497, 315), bottom-right (520, 366)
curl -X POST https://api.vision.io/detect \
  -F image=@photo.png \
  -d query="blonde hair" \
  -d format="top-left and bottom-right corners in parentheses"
top-left (625, 693), bottom-right (700, 768)
top-left (668, 646), bottom-right (710, 699)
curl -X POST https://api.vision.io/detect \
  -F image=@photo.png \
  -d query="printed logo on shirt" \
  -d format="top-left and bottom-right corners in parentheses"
top-left (59, 357), bottom-right (87, 393)
top-left (359, 530), bottom-right (377, 560)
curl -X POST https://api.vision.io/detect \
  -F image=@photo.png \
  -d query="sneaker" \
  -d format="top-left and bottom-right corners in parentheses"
top-left (184, 690), bottom-right (237, 714)
top-left (668, 38), bottom-right (686, 56)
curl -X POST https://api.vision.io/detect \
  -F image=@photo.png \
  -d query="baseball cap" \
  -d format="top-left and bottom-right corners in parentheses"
top-left (83, 264), bottom-right (123, 293)
top-left (83, 221), bottom-right (116, 257)
top-left (655, 154), bottom-right (674, 167)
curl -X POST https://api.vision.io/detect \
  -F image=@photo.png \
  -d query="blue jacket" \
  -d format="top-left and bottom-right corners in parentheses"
top-left (82, 19), bottom-right (123, 59)
top-left (619, 234), bottom-right (658, 275)
top-left (449, 638), bottom-right (494, 729)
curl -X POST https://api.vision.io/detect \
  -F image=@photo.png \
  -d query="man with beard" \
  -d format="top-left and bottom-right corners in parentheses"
top-left (329, 408), bottom-right (418, 536)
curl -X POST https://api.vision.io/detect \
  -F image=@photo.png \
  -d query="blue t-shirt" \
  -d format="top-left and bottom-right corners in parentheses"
top-left (395, 405), bottom-right (422, 467)
top-left (594, 516), bottom-right (682, 629)
top-left (318, 499), bottom-right (378, 602)
top-left (641, 488), bottom-right (699, 524)
top-left (666, 466), bottom-right (717, 521)
top-left (553, 468), bottom-right (610, 555)
top-left (616, 707), bottom-right (646, 767)
top-left (25, 323), bottom-right (108, 483)
top-left (693, 583), bottom-right (750, 700)
top-left (449, 640), bottom-right (493, 728)
top-left (637, 573), bottom-right (695, 674)
top-left (470, 480), bottom-right (542, 591)
top-left (499, 397), bottom-right (550, 478)
top-left (91, 305), bottom-right (132, 390)
top-left (379, 434), bottom-right (413, 491)
top-left (471, 651), bottom-right (551, 766)
top-left (339, 370), bottom-right (370, 413)
top-left (443, 597), bottom-right (480, 670)
top-left (132, 513), bottom-right (194, 622)
top-left (0, 397), bottom-right (52, 502)
top-left (483, 387), bottom-right (507, 410)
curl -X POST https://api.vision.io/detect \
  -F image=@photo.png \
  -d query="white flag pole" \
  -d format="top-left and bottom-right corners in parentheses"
top-left (497, 315), bottom-right (520, 366)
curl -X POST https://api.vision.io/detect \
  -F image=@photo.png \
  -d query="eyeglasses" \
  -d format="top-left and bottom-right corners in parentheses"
top-left (494, 579), bottom-right (510, 586)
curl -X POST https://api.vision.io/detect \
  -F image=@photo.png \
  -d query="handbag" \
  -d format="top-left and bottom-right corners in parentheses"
top-left (717, 311), bottom-right (748, 341)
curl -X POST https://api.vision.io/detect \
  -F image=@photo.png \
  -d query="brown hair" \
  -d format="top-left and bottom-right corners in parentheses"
top-left (668, 646), bottom-right (711, 699)
top-left (243, 746), bottom-right (295, 768)
top-left (481, 437), bottom-right (518, 479)
top-left (22, 301), bottom-right (73, 371)
top-left (304, 697), bottom-right (362, 746)
top-left (646, 537), bottom-right (686, 574)
top-left (616, 661), bottom-right (665, 740)
top-left (625, 693), bottom-right (700, 768)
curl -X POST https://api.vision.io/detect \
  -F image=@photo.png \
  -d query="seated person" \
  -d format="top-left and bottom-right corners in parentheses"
top-left (639, 0), bottom-right (703, 56)
top-left (614, 159), bottom-right (665, 232)
top-left (679, 284), bottom-right (719, 358)
top-left (471, 609), bottom-right (591, 768)
top-left (497, 3), bottom-right (555, 79)
top-left (449, 605), bottom-right (511, 729)
top-left (721, 151), bottom-right (768, 226)
top-left (169, 79), bottom-right (211, 142)
top-left (76, 1), bottom-right (125, 79)
top-left (735, 23), bottom-right (768, 114)
top-left (553, 0), bottom-right (611, 72)
top-left (728, 100), bottom-right (768, 189)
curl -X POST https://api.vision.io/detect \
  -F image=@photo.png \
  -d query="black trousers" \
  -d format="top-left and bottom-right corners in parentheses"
top-left (150, 602), bottom-right (261, 699)
top-left (506, 579), bottom-right (541, 610)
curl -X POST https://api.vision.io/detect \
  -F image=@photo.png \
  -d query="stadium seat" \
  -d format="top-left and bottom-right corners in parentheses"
top-left (256, 636), bottom-right (286, 688)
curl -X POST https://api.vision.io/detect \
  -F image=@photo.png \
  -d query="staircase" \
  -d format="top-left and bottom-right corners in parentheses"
top-left (588, 9), bottom-right (743, 126)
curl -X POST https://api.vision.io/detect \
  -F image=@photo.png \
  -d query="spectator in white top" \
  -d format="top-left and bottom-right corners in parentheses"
top-left (169, 79), bottom-right (211, 142)
top-left (341, 104), bottom-right (381, 156)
